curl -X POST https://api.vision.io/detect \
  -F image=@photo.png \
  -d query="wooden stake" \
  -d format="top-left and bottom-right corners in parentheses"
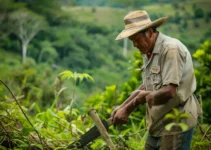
top-left (88, 108), bottom-right (116, 150)
top-left (199, 94), bottom-right (203, 124)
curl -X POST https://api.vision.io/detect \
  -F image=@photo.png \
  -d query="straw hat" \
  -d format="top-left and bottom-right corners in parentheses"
top-left (115, 10), bottom-right (168, 40)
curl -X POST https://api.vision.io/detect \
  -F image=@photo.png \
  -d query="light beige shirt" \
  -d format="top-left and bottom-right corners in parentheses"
top-left (141, 32), bottom-right (202, 136)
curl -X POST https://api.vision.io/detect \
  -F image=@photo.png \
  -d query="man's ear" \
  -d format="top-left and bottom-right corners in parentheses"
top-left (146, 32), bottom-right (150, 38)
top-left (146, 28), bottom-right (153, 39)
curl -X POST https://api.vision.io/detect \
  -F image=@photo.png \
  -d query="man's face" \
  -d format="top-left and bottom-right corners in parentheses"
top-left (129, 30), bottom-right (151, 54)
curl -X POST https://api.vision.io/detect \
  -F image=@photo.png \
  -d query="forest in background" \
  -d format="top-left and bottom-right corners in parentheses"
top-left (0, 0), bottom-right (211, 149)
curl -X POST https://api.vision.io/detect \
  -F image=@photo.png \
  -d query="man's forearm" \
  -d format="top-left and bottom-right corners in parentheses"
top-left (120, 84), bottom-right (145, 107)
top-left (124, 91), bottom-right (150, 114)
top-left (147, 84), bottom-right (177, 105)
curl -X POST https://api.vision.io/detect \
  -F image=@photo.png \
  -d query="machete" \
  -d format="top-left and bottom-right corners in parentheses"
top-left (67, 118), bottom-right (112, 149)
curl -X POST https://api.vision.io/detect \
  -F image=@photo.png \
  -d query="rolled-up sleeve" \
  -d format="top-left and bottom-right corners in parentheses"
top-left (161, 48), bottom-right (186, 86)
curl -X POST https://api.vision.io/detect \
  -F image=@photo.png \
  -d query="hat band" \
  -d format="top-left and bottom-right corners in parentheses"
top-left (125, 19), bottom-right (151, 29)
top-left (124, 14), bottom-right (150, 25)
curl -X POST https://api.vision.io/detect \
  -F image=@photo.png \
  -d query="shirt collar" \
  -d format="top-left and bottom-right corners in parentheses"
top-left (152, 32), bottom-right (165, 54)
top-left (142, 32), bottom-right (165, 62)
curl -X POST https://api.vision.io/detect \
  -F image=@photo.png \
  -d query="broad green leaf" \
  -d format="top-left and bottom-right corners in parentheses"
top-left (193, 49), bottom-right (205, 59)
top-left (165, 122), bottom-right (176, 131)
top-left (0, 146), bottom-right (7, 150)
top-left (179, 113), bottom-right (190, 119)
top-left (48, 109), bottom-right (59, 118)
top-left (172, 108), bottom-right (179, 116)
top-left (19, 143), bottom-right (29, 148)
top-left (121, 128), bottom-right (131, 136)
top-left (13, 138), bottom-right (27, 144)
top-left (21, 127), bottom-right (35, 136)
top-left (178, 123), bottom-right (188, 131)
top-left (54, 147), bottom-right (67, 150)
top-left (140, 130), bottom-right (148, 149)
top-left (59, 70), bottom-right (94, 82)
top-left (164, 114), bottom-right (176, 120)
top-left (57, 87), bottom-right (67, 96)
top-left (29, 102), bottom-right (41, 113)
top-left (31, 144), bottom-right (43, 150)
top-left (4, 121), bottom-right (14, 127)
top-left (59, 70), bottom-right (73, 80)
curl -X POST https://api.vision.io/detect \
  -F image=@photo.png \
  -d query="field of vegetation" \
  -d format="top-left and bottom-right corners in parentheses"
top-left (64, 0), bottom-right (211, 54)
top-left (0, 0), bottom-right (211, 149)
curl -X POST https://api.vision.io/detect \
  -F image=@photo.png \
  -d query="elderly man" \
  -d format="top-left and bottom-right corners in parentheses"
top-left (111, 10), bottom-right (202, 150)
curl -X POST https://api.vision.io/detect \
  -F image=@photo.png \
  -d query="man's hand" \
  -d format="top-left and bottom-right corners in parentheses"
top-left (135, 90), bottom-right (151, 105)
top-left (112, 107), bottom-right (129, 125)
top-left (145, 84), bottom-right (177, 108)
top-left (111, 105), bottom-right (121, 119)
top-left (145, 93), bottom-right (155, 108)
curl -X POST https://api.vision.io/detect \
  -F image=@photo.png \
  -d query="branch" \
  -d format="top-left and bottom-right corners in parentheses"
top-left (201, 125), bottom-right (211, 142)
top-left (190, 112), bottom-right (210, 141)
top-left (0, 120), bottom-right (12, 148)
top-left (88, 108), bottom-right (116, 150)
top-left (0, 80), bottom-right (44, 146)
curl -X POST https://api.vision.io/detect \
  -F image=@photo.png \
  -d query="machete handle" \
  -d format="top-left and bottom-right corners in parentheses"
top-left (107, 118), bottom-right (113, 126)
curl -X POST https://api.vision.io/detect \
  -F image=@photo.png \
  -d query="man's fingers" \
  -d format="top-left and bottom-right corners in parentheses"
top-left (111, 110), bottom-right (117, 119)
top-left (112, 116), bottom-right (117, 125)
top-left (113, 119), bottom-right (126, 126)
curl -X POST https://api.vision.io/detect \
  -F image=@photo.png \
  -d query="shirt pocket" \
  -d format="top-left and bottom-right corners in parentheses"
top-left (152, 73), bottom-right (162, 90)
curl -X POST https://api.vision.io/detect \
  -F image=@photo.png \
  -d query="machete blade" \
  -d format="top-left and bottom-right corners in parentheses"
top-left (67, 119), bottom-right (111, 149)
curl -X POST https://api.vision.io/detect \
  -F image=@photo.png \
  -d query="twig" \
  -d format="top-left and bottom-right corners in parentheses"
top-left (53, 120), bottom-right (78, 136)
top-left (117, 136), bottom-right (133, 150)
top-left (0, 120), bottom-right (12, 148)
top-left (201, 125), bottom-right (211, 142)
top-left (5, 110), bottom-right (23, 127)
top-left (10, 95), bottom-right (25, 101)
top-left (190, 112), bottom-right (210, 141)
top-left (198, 95), bottom-right (203, 124)
top-left (88, 108), bottom-right (116, 150)
top-left (0, 119), bottom-right (21, 134)
top-left (0, 80), bottom-right (44, 146)
top-left (127, 128), bottom-right (147, 136)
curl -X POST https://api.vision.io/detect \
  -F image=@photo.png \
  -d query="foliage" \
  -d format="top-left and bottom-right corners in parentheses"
top-left (193, 40), bottom-right (211, 123)
top-left (0, 86), bottom-right (88, 149)
top-left (0, 0), bottom-right (211, 149)
top-left (193, 7), bottom-right (204, 18)
top-left (25, 0), bottom-right (62, 24)
top-left (59, 70), bottom-right (94, 83)
top-left (164, 108), bottom-right (190, 132)
top-left (83, 51), bottom-right (146, 149)
top-left (191, 124), bottom-right (211, 150)
top-left (108, 0), bottom-right (148, 8)
top-left (38, 41), bottom-right (58, 64)
top-left (57, 70), bottom-right (94, 111)
top-left (0, 50), bottom-right (57, 110)
top-left (0, 71), bottom-right (95, 149)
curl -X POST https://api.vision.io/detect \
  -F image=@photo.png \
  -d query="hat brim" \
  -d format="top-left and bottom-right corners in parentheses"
top-left (115, 17), bottom-right (168, 40)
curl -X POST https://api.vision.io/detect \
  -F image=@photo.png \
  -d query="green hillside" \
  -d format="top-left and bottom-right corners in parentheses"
top-left (63, 0), bottom-right (211, 53)
top-left (1, 0), bottom-right (211, 149)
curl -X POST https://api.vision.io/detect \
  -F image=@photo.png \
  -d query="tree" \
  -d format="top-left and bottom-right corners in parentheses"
top-left (193, 40), bottom-right (211, 123)
top-left (108, 0), bottom-right (148, 8)
top-left (0, 0), bottom-right (14, 38)
top-left (193, 7), bottom-right (204, 19)
top-left (38, 41), bottom-right (58, 64)
top-left (9, 8), bottom-right (47, 63)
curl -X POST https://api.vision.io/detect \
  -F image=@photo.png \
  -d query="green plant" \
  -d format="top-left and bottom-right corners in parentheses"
top-left (0, 75), bottom-right (94, 149)
top-left (193, 40), bottom-right (211, 123)
top-left (58, 70), bottom-right (94, 110)
top-left (164, 108), bottom-right (190, 132)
